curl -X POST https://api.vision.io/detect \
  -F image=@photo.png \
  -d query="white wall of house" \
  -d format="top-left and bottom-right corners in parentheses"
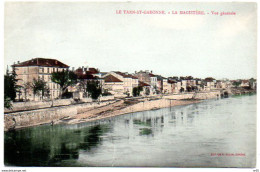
top-left (105, 72), bottom-right (139, 96)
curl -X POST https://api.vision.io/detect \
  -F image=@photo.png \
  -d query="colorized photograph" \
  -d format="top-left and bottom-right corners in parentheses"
top-left (3, 2), bottom-right (257, 168)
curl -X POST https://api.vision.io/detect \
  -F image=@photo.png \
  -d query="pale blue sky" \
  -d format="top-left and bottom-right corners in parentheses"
top-left (4, 2), bottom-right (257, 79)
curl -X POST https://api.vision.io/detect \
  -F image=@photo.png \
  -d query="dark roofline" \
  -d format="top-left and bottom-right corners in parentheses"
top-left (139, 81), bottom-right (150, 86)
top-left (12, 58), bottom-right (69, 68)
top-left (104, 74), bottom-right (123, 83)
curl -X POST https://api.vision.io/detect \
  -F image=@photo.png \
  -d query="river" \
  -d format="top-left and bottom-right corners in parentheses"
top-left (4, 94), bottom-right (256, 167)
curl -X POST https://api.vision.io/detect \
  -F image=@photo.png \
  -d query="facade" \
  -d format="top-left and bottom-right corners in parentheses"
top-left (103, 74), bottom-right (124, 97)
top-left (216, 80), bottom-right (227, 89)
top-left (70, 66), bottom-right (104, 99)
top-left (149, 73), bottom-right (158, 88)
top-left (103, 71), bottom-right (138, 96)
top-left (12, 58), bottom-right (69, 100)
top-left (241, 80), bottom-right (250, 87)
top-left (181, 80), bottom-right (187, 91)
top-left (138, 81), bottom-right (151, 96)
top-left (162, 78), bottom-right (169, 93)
top-left (204, 77), bottom-right (216, 91)
top-left (134, 70), bottom-right (158, 94)
top-left (173, 81), bottom-right (182, 93)
top-left (134, 70), bottom-right (151, 85)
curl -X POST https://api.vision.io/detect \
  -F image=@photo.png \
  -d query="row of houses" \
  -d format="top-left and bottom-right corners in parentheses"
top-left (10, 57), bottom-right (256, 101)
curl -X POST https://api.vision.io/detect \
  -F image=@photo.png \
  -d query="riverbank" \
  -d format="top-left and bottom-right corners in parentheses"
top-left (54, 98), bottom-right (201, 126)
top-left (230, 87), bottom-right (256, 95)
top-left (4, 91), bottom-right (221, 131)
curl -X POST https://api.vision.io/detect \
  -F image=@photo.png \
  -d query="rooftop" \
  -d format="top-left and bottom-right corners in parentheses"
top-left (139, 81), bottom-right (150, 87)
top-left (104, 74), bottom-right (123, 83)
top-left (114, 71), bottom-right (138, 79)
top-left (12, 58), bottom-right (69, 68)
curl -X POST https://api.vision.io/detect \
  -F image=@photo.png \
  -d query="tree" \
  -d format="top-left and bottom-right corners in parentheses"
top-left (4, 68), bottom-right (18, 108)
top-left (86, 80), bottom-right (102, 100)
top-left (4, 97), bottom-right (12, 109)
top-left (125, 91), bottom-right (130, 97)
top-left (51, 70), bottom-right (77, 98)
top-left (4, 68), bottom-right (18, 101)
top-left (133, 86), bottom-right (143, 97)
top-left (145, 87), bottom-right (150, 96)
top-left (232, 80), bottom-right (242, 88)
top-left (16, 85), bottom-right (23, 101)
top-left (200, 84), bottom-right (205, 90)
top-left (180, 87), bottom-right (185, 93)
top-left (186, 85), bottom-right (192, 92)
top-left (31, 79), bottom-right (48, 100)
top-left (22, 82), bottom-right (31, 101)
top-left (192, 86), bottom-right (198, 91)
top-left (249, 78), bottom-right (256, 89)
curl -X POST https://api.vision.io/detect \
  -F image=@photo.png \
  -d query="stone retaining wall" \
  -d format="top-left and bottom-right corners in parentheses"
top-left (195, 91), bottom-right (221, 99)
top-left (5, 96), bottom-right (115, 113)
top-left (163, 91), bottom-right (221, 100)
top-left (4, 100), bottom-right (116, 131)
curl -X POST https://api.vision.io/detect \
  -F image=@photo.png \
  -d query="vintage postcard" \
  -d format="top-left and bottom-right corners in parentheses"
top-left (3, 1), bottom-right (257, 169)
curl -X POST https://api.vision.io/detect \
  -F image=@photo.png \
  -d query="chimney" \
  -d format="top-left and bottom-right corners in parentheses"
top-left (72, 67), bottom-right (75, 71)
top-left (151, 70), bottom-right (153, 74)
top-left (17, 61), bottom-right (20, 64)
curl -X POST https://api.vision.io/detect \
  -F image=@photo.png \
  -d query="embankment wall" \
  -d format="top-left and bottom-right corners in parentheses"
top-left (4, 100), bottom-right (116, 131)
top-left (4, 92), bottom-right (220, 131)
top-left (163, 91), bottom-right (221, 100)
top-left (4, 96), bottom-right (115, 113)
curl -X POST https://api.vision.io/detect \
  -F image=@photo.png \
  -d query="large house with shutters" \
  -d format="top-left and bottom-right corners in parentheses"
top-left (12, 57), bottom-right (69, 100)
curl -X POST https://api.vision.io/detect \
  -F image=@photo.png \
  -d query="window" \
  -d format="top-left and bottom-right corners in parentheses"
top-left (39, 67), bottom-right (44, 73)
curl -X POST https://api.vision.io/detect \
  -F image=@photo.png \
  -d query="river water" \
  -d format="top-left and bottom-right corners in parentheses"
top-left (4, 95), bottom-right (256, 167)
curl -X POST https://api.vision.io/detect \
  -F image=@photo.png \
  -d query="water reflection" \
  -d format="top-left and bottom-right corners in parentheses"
top-left (5, 124), bottom-right (111, 166)
top-left (5, 95), bottom-right (256, 167)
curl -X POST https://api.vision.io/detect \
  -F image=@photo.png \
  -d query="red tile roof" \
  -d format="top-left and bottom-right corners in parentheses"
top-left (131, 75), bottom-right (138, 79)
top-left (75, 67), bottom-right (99, 75)
top-left (75, 68), bottom-right (84, 75)
top-left (12, 58), bottom-right (69, 68)
top-left (114, 71), bottom-right (131, 78)
top-left (139, 81), bottom-right (150, 87)
top-left (89, 68), bottom-right (99, 74)
top-left (242, 80), bottom-right (249, 84)
top-left (104, 75), bottom-right (123, 83)
top-left (114, 71), bottom-right (138, 79)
